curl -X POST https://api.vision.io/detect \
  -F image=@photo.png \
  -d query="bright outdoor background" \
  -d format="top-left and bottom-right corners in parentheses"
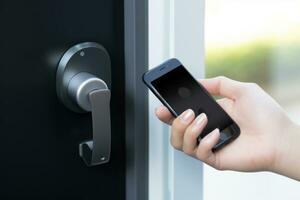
top-left (204, 0), bottom-right (300, 199)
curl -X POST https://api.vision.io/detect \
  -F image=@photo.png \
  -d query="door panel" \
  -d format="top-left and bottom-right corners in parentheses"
top-left (0, 0), bottom-right (125, 199)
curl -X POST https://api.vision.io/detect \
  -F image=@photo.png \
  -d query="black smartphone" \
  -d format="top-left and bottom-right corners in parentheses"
top-left (143, 58), bottom-right (240, 151)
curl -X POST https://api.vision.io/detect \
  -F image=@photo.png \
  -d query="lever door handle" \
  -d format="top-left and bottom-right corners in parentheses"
top-left (68, 72), bottom-right (111, 166)
top-left (81, 89), bottom-right (111, 165)
top-left (56, 42), bottom-right (111, 167)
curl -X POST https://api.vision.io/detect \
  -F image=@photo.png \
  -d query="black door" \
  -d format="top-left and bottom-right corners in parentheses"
top-left (0, 0), bottom-right (149, 199)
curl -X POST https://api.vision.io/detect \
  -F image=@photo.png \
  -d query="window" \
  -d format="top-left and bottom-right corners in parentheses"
top-left (204, 0), bottom-right (300, 199)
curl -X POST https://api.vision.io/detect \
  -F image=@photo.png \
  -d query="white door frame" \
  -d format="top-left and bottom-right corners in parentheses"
top-left (148, 0), bottom-right (205, 200)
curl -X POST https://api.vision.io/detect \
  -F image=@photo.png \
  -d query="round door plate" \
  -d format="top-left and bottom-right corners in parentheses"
top-left (56, 42), bottom-right (111, 113)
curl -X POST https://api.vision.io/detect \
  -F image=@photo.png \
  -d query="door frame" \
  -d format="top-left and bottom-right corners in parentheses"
top-left (148, 0), bottom-right (205, 200)
top-left (124, 0), bottom-right (149, 200)
top-left (125, 0), bottom-right (205, 199)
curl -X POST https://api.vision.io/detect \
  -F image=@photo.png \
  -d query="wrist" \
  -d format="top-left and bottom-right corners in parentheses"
top-left (271, 120), bottom-right (300, 180)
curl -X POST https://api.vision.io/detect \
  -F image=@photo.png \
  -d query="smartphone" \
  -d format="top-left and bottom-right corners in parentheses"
top-left (143, 58), bottom-right (240, 151)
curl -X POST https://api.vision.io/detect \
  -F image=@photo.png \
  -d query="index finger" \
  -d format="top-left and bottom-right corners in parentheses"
top-left (155, 106), bottom-right (175, 125)
top-left (199, 76), bottom-right (244, 100)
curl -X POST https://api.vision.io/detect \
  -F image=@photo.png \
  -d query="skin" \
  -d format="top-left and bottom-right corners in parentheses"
top-left (155, 76), bottom-right (300, 181)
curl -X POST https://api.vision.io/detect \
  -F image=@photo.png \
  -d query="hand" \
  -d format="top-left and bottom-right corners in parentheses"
top-left (155, 76), bottom-right (300, 178)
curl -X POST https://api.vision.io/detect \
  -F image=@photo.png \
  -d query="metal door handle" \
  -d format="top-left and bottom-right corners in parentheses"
top-left (68, 72), bottom-right (111, 166)
top-left (56, 42), bottom-right (111, 167)
top-left (83, 89), bottom-right (110, 165)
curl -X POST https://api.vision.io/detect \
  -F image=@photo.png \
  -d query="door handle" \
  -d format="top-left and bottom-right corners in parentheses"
top-left (56, 42), bottom-right (111, 166)
top-left (68, 72), bottom-right (111, 166)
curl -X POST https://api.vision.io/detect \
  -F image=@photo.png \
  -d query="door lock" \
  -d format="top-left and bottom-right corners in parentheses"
top-left (56, 42), bottom-right (111, 166)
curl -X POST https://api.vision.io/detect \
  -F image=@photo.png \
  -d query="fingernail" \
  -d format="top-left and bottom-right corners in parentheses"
top-left (207, 128), bottom-right (220, 139)
top-left (180, 109), bottom-right (194, 123)
top-left (192, 113), bottom-right (206, 132)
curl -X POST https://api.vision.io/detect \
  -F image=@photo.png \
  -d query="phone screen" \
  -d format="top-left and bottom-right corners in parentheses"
top-left (151, 65), bottom-right (234, 137)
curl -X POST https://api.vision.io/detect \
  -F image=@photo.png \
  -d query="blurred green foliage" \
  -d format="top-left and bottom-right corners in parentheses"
top-left (205, 41), bottom-right (273, 86)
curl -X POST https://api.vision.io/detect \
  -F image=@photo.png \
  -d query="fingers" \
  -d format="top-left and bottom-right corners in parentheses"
top-left (155, 106), bottom-right (175, 125)
top-left (171, 109), bottom-right (195, 149)
top-left (199, 76), bottom-right (244, 99)
top-left (182, 113), bottom-right (207, 155)
top-left (216, 98), bottom-right (234, 115)
top-left (172, 111), bottom-right (220, 167)
top-left (195, 129), bottom-right (220, 164)
top-left (167, 109), bottom-right (221, 168)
